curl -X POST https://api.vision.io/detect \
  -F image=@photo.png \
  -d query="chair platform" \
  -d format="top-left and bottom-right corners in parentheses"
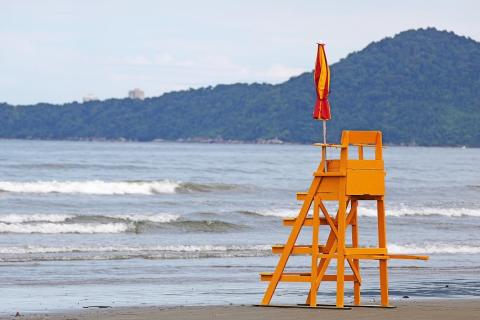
top-left (253, 304), bottom-right (352, 310)
top-left (297, 303), bottom-right (396, 309)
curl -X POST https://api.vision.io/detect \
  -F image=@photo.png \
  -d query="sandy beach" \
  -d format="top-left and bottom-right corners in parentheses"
top-left (14, 299), bottom-right (479, 320)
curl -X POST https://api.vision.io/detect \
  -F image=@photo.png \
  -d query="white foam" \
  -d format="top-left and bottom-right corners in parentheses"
top-left (255, 209), bottom-right (297, 218)
top-left (0, 244), bottom-right (480, 258)
top-left (358, 206), bottom-right (480, 217)
top-left (255, 206), bottom-right (480, 219)
top-left (0, 213), bottom-right (180, 224)
top-left (388, 243), bottom-right (480, 254)
top-left (0, 214), bottom-right (74, 223)
top-left (109, 213), bottom-right (179, 223)
top-left (144, 244), bottom-right (272, 252)
top-left (0, 222), bottom-right (130, 234)
top-left (0, 180), bottom-right (180, 195)
top-left (0, 244), bottom-right (271, 254)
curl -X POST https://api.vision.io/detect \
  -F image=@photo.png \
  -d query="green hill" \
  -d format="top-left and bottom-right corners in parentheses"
top-left (1, 27), bottom-right (479, 146)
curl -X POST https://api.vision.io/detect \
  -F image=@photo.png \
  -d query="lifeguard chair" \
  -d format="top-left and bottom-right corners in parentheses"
top-left (260, 130), bottom-right (428, 308)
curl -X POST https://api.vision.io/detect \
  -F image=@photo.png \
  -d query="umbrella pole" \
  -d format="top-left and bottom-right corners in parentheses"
top-left (323, 120), bottom-right (327, 172)
top-left (323, 120), bottom-right (327, 145)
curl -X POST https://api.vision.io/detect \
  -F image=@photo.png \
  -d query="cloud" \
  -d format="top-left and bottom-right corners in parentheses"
top-left (263, 64), bottom-right (305, 81)
top-left (115, 53), bottom-right (301, 81)
top-left (123, 55), bottom-right (152, 66)
top-left (0, 31), bottom-right (37, 60)
top-left (153, 53), bottom-right (177, 65)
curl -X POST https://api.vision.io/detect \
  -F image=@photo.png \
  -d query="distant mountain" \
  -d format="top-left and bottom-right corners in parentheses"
top-left (1, 28), bottom-right (479, 146)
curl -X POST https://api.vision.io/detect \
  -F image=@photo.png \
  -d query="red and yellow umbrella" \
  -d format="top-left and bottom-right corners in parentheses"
top-left (312, 43), bottom-right (331, 120)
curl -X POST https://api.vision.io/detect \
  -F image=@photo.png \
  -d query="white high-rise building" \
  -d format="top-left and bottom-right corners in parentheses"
top-left (82, 94), bottom-right (98, 102)
top-left (128, 88), bottom-right (145, 100)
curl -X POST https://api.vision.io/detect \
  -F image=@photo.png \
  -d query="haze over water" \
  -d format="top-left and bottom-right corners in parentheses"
top-left (0, 140), bottom-right (479, 312)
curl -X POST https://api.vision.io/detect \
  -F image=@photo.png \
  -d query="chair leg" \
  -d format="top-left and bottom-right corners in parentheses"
top-left (310, 196), bottom-right (320, 307)
top-left (377, 199), bottom-right (389, 306)
top-left (351, 200), bottom-right (361, 305)
top-left (335, 197), bottom-right (347, 308)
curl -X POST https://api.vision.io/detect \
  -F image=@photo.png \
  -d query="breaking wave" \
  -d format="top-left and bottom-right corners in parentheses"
top-left (0, 244), bottom-right (271, 255)
top-left (388, 243), bottom-right (480, 254)
top-left (358, 207), bottom-right (480, 218)
top-left (241, 209), bottom-right (296, 218)
top-left (3, 242), bottom-right (479, 262)
top-left (176, 182), bottom-right (238, 193)
top-left (0, 180), bottom-right (179, 195)
top-left (0, 213), bottom-right (75, 223)
top-left (0, 222), bottom-right (130, 234)
top-left (245, 206), bottom-right (480, 218)
top-left (0, 213), bottom-right (179, 224)
top-left (0, 244), bottom-right (272, 262)
top-left (0, 213), bottom-right (244, 234)
top-left (0, 180), bottom-right (240, 195)
top-left (161, 220), bottom-right (243, 232)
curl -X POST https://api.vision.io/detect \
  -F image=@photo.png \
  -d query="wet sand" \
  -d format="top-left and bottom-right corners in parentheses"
top-left (13, 299), bottom-right (480, 320)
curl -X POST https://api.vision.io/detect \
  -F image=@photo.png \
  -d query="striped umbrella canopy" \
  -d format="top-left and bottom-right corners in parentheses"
top-left (312, 43), bottom-right (331, 120)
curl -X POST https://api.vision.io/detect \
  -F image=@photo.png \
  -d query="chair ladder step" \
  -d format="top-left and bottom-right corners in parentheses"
top-left (260, 272), bottom-right (356, 282)
top-left (283, 217), bottom-right (355, 226)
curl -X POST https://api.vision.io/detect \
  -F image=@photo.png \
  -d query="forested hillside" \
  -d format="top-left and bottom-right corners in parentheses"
top-left (1, 28), bottom-right (479, 146)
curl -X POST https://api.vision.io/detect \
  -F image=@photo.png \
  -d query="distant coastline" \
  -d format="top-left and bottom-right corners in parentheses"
top-left (0, 137), bottom-right (474, 148)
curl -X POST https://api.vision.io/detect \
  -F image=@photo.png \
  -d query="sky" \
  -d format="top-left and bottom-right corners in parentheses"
top-left (1, 0), bottom-right (478, 105)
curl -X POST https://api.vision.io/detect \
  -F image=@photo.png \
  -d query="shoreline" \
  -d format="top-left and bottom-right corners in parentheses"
top-left (0, 137), bottom-right (475, 148)
top-left (16, 298), bottom-right (480, 320)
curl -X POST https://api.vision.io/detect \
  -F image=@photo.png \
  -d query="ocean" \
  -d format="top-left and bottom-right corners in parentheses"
top-left (0, 140), bottom-right (479, 313)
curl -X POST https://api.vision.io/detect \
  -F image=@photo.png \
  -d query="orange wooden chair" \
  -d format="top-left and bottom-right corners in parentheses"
top-left (260, 130), bottom-right (428, 308)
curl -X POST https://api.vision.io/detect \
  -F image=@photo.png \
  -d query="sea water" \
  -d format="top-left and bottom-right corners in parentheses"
top-left (0, 140), bottom-right (479, 313)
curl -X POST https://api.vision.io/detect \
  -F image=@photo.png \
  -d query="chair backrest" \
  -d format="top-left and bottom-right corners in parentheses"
top-left (341, 131), bottom-right (383, 160)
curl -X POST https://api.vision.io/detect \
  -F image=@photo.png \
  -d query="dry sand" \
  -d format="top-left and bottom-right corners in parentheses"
top-left (10, 299), bottom-right (480, 320)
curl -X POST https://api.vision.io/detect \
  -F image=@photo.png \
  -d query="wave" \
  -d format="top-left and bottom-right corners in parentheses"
top-left (101, 213), bottom-right (179, 223)
top-left (242, 209), bottom-right (297, 218)
top-left (5, 163), bottom-right (154, 170)
top-left (0, 222), bottom-right (130, 234)
top-left (246, 206), bottom-right (480, 218)
top-left (3, 242), bottom-right (479, 262)
top-left (0, 180), bottom-right (240, 195)
top-left (0, 244), bottom-right (271, 254)
top-left (163, 220), bottom-right (243, 232)
top-left (0, 213), bottom-right (179, 224)
top-left (0, 180), bottom-right (179, 195)
top-left (0, 213), bottom-right (75, 223)
top-left (388, 243), bottom-right (480, 254)
top-left (0, 213), bottom-right (244, 234)
top-left (0, 244), bottom-right (272, 262)
top-left (177, 182), bottom-right (239, 193)
top-left (358, 207), bottom-right (480, 218)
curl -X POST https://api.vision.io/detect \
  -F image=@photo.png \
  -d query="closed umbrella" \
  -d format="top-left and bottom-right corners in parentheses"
top-left (312, 43), bottom-right (332, 145)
